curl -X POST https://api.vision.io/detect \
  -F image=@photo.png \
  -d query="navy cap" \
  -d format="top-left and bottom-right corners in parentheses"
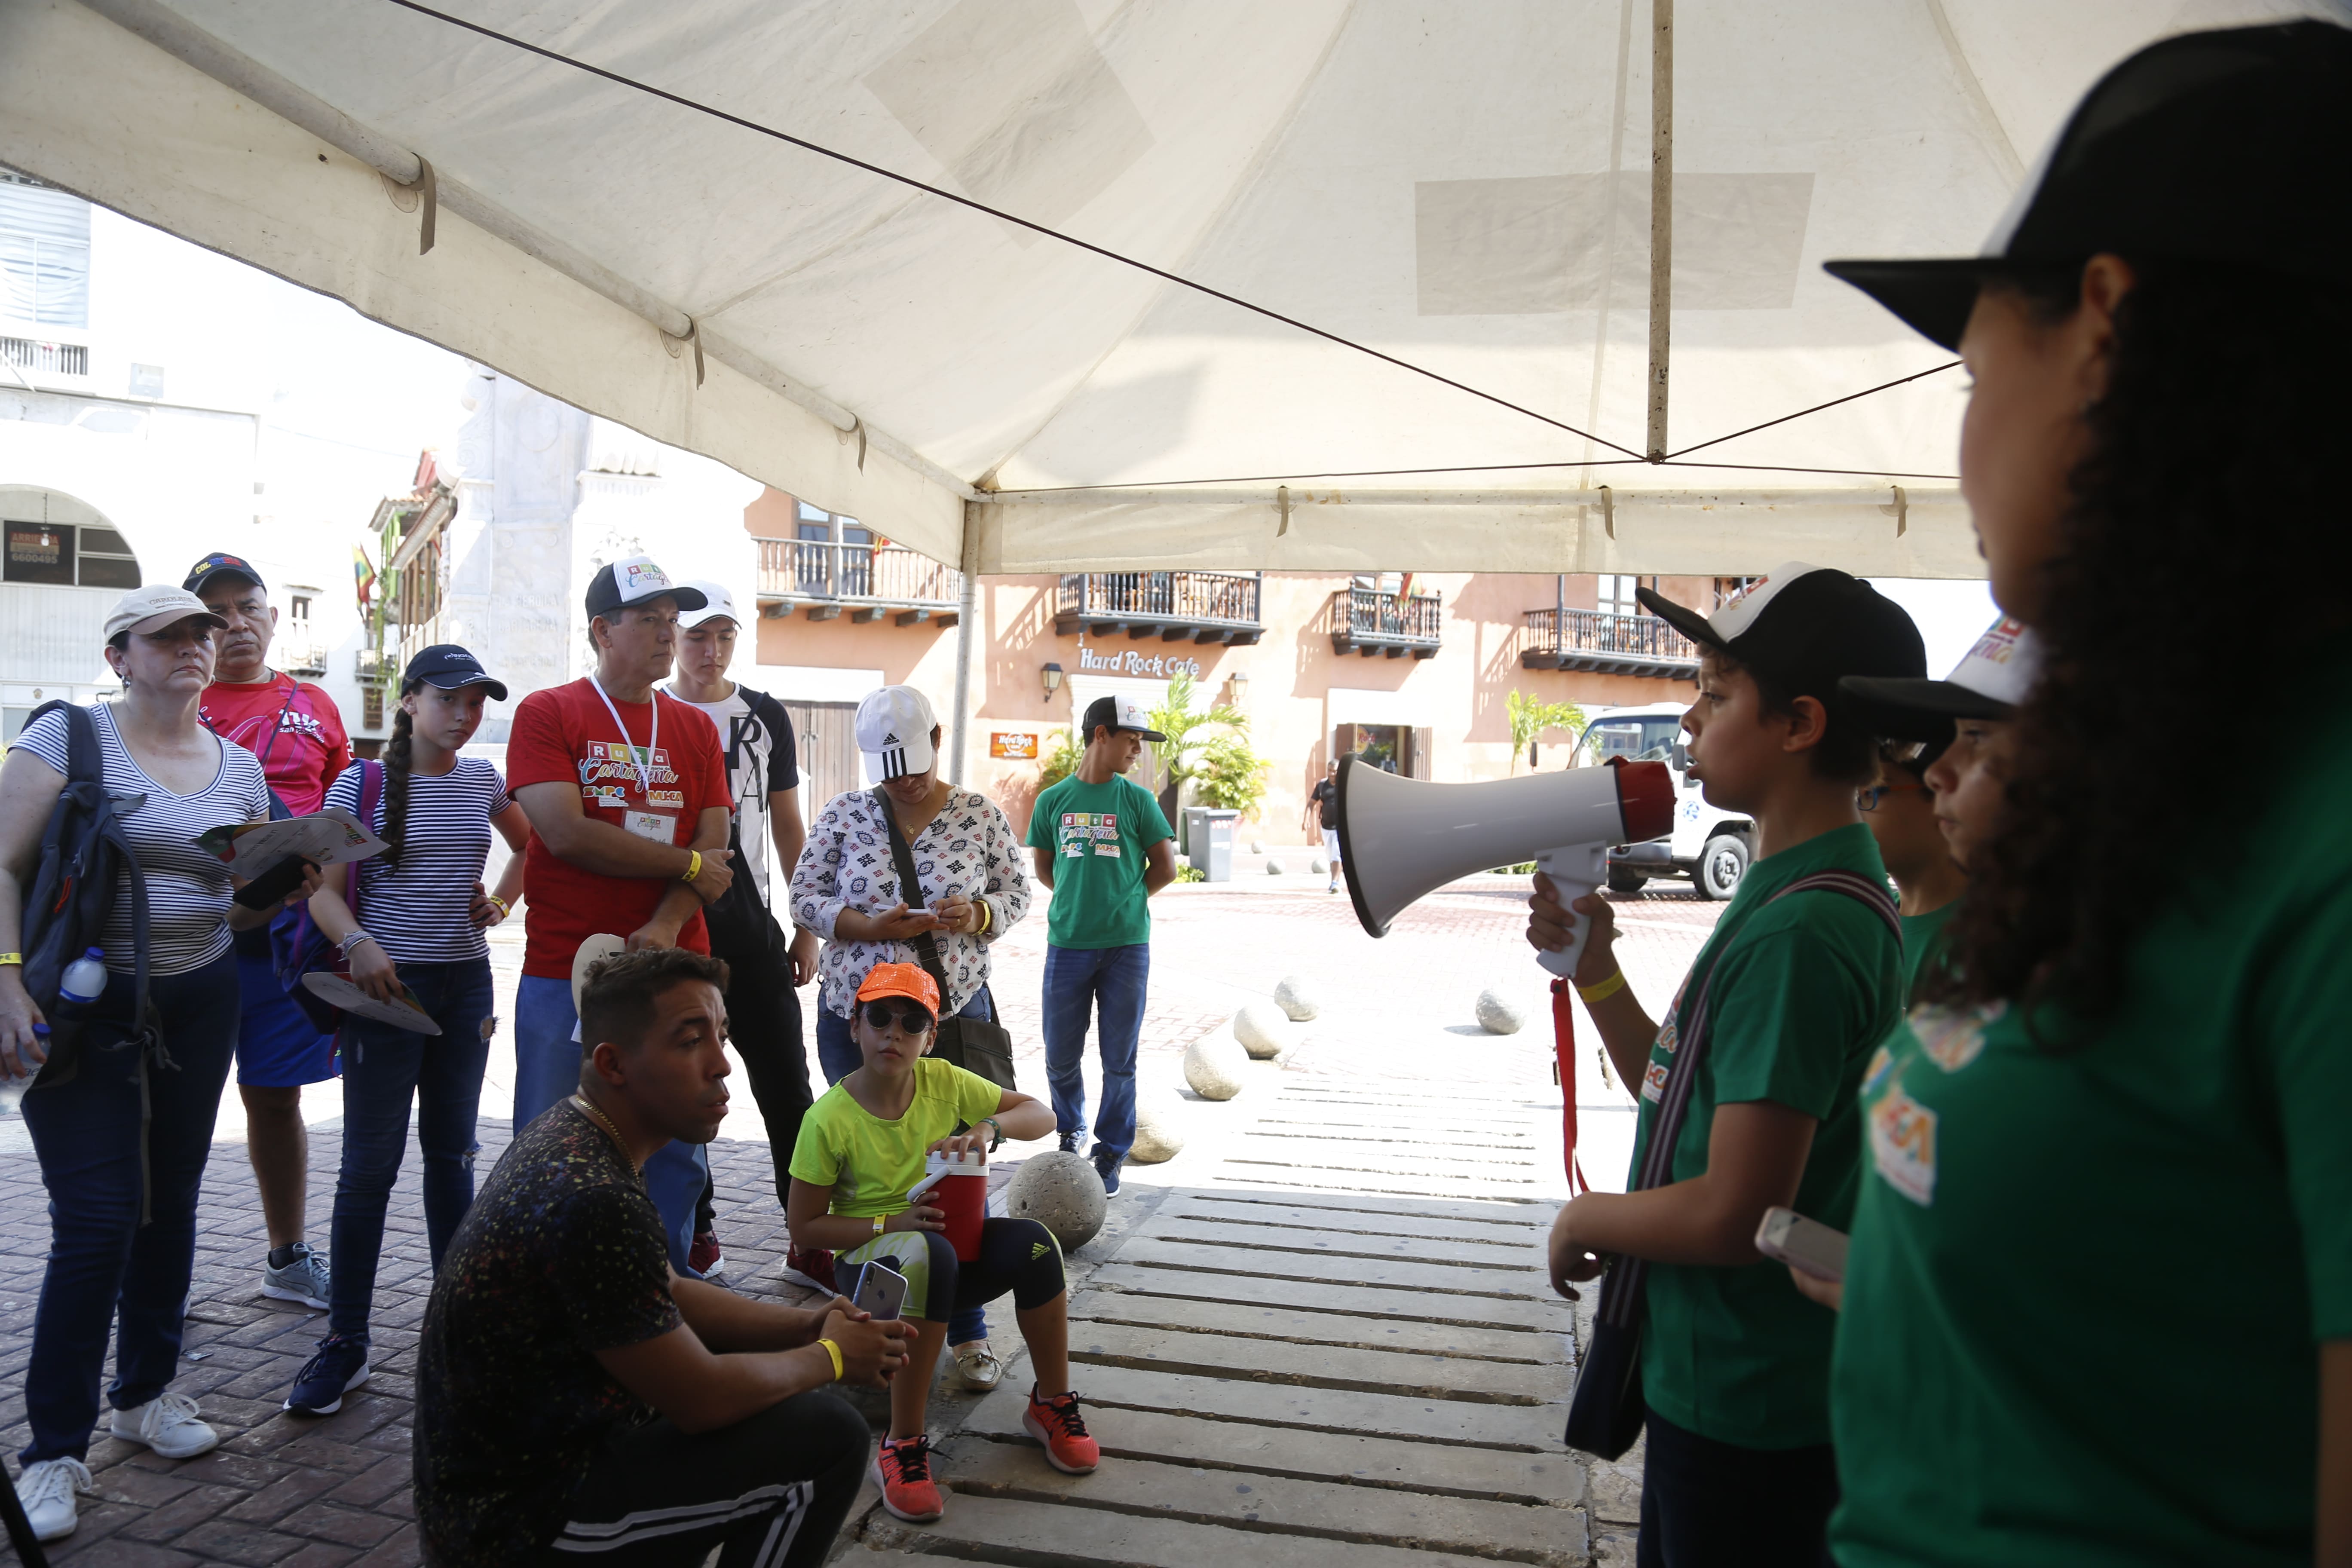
top-left (403, 643), bottom-right (509, 702)
top-left (183, 551), bottom-right (264, 597)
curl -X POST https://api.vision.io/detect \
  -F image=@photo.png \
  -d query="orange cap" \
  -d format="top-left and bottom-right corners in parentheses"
top-left (855, 962), bottom-right (940, 1015)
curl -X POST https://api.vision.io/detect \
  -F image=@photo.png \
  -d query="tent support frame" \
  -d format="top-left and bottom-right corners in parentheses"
top-left (1646, 0), bottom-right (1673, 462)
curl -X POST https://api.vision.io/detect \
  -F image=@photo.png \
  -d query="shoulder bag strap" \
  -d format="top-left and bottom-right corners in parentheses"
top-left (872, 787), bottom-right (954, 1001)
top-left (351, 759), bottom-right (385, 924)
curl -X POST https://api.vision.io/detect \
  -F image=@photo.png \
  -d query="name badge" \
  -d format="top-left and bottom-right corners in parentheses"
top-left (625, 809), bottom-right (676, 845)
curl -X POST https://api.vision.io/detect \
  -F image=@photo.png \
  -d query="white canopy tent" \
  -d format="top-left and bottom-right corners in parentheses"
top-left (1, 0), bottom-right (2338, 582)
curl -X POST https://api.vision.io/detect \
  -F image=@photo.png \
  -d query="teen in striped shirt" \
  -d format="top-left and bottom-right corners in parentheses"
top-left (279, 645), bottom-right (528, 1417)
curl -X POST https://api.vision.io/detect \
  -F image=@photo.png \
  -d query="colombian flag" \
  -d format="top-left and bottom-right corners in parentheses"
top-left (353, 545), bottom-right (377, 609)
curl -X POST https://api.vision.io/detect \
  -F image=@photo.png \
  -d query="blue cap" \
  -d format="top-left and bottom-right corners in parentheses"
top-left (183, 551), bottom-right (264, 597)
top-left (402, 644), bottom-right (509, 702)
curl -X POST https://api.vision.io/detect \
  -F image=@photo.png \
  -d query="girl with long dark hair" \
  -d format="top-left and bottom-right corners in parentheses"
top-left (277, 645), bottom-right (527, 1417)
top-left (1822, 23), bottom-right (2352, 1566)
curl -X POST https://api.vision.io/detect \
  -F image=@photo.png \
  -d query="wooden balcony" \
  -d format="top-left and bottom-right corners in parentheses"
top-left (1521, 608), bottom-right (1699, 679)
top-left (1330, 587), bottom-right (1441, 658)
top-left (1055, 571), bottom-right (1263, 645)
top-left (755, 539), bottom-right (961, 625)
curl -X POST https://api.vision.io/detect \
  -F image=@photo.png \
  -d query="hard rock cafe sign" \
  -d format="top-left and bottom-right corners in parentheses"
top-left (1074, 640), bottom-right (1204, 680)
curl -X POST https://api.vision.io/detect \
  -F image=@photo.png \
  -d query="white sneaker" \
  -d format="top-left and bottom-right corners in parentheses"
top-left (110, 1392), bottom-right (220, 1460)
top-left (16, 1455), bottom-right (93, 1542)
top-left (261, 1241), bottom-right (331, 1309)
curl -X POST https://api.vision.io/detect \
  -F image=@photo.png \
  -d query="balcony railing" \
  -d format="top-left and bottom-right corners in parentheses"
top-left (1329, 588), bottom-right (1442, 659)
top-left (755, 539), bottom-right (962, 625)
top-left (1521, 608), bottom-right (1699, 679)
top-left (0, 337), bottom-right (88, 377)
top-left (276, 638), bottom-right (327, 678)
top-left (1055, 571), bottom-right (1263, 645)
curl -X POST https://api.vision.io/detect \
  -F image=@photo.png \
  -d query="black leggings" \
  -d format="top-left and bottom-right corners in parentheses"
top-left (893, 1220), bottom-right (1065, 1324)
top-left (1636, 1408), bottom-right (1838, 1568)
top-left (539, 1390), bottom-right (866, 1566)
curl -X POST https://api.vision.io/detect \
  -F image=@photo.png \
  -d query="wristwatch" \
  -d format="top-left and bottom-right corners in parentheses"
top-left (979, 1116), bottom-right (1006, 1152)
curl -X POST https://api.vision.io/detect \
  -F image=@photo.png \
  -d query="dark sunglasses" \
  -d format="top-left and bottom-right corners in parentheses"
top-left (861, 1000), bottom-right (936, 1034)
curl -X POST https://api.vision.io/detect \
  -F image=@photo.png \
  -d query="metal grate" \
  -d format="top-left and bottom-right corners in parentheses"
top-left (0, 336), bottom-right (88, 375)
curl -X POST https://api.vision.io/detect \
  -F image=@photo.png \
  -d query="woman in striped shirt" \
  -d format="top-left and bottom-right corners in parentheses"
top-left (277, 644), bottom-right (527, 1418)
top-left (0, 586), bottom-right (319, 1545)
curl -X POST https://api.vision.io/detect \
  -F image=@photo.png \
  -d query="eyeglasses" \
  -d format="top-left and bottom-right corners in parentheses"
top-left (861, 1000), bottom-right (936, 1034)
top-left (1856, 780), bottom-right (1925, 812)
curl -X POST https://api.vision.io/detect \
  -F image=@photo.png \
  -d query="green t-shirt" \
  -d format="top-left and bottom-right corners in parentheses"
top-left (1832, 767), bottom-right (2352, 1565)
top-left (1898, 900), bottom-right (1957, 1001)
top-left (787, 1059), bottom-right (1006, 1221)
top-left (1025, 773), bottom-right (1173, 950)
top-left (1626, 821), bottom-right (1902, 1449)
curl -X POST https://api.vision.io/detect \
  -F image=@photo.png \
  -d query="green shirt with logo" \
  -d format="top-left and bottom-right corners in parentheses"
top-left (1627, 821), bottom-right (1902, 1449)
top-left (1025, 773), bottom-right (1173, 950)
top-left (1832, 763), bottom-right (2352, 1565)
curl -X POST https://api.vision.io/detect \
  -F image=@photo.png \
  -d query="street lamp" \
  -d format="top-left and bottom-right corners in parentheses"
top-left (1226, 668), bottom-right (1250, 705)
top-left (1041, 661), bottom-right (1064, 700)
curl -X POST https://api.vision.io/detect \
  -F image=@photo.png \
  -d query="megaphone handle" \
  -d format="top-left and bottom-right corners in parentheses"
top-left (1535, 842), bottom-right (1613, 979)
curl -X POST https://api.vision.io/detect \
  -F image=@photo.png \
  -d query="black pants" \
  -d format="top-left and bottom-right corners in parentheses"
top-left (703, 908), bottom-right (811, 1214)
top-left (1636, 1409), bottom-right (1838, 1568)
top-left (540, 1391), bottom-right (866, 1565)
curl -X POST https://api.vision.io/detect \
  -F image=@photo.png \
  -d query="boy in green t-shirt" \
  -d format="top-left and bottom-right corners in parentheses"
top-left (785, 962), bottom-right (1093, 1526)
top-left (1024, 695), bottom-right (1179, 1195)
top-left (1525, 564), bottom-right (1922, 1567)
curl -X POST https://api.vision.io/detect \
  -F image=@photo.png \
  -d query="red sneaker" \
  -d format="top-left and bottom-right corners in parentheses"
top-left (1023, 1388), bottom-right (1099, 1475)
top-left (688, 1230), bottom-right (725, 1278)
top-left (872, 1433), bottom-right (945, 1522)
top-left (782, 1245), bottom-right (836, 1293)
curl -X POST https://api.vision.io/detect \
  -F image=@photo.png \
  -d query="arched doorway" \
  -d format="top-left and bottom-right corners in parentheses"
top-left (1, 485), bottom-right (141, 740)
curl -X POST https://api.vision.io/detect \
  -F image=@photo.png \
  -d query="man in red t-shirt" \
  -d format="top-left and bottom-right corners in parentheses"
top-left (191, 551), bottom-right (352, 1310)
top-left (507, 554), bottom-right (735, 1274)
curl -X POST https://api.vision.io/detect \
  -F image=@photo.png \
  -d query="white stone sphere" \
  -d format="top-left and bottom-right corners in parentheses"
top-left (1310, 857), bottom-right (1329, 875)
top-left (1272, 975), bottom-right (1321, 1023)
top-left (1475, 986), bottom-right (1528, 1035)
top-left (1249, 838), bottom-right (1266, 854)
top-left (1265, 857), bottom-right (1287, 876)
top-left (1129, 1097), bottom-right (1186, 1164)
top-left (1004, 1151), bottom-right (1108, 1251)
top-left (1231, 1001), bottom-right (1292, 1060)
top-left (1183, 1032), bottom-right (1249, 1099)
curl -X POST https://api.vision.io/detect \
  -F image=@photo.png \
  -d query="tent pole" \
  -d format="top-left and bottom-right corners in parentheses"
top-left (947, 500), bottom-right (980, 784)
top-left (1646, 0), bottom-right (1673, 462)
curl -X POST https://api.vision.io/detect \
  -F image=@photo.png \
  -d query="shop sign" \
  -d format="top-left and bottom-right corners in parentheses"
top-left (1075, 640), bottom-right (1203, 680)
top-left (990, 732), bottom-right (1038, 760)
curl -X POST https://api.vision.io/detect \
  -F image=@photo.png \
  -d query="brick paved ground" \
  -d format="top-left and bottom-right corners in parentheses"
top-left (0, 870), bottom-right (1722, 1565)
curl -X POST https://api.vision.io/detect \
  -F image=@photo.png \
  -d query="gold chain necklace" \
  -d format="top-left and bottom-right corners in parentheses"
top-left (568, 1093), bottom-right (637, 1178)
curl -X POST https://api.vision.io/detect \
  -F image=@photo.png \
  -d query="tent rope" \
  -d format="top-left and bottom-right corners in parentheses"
top-left (1664, 360), bottom-right (1962, 461)
top-left (994, 457), bottom-right (1957, 491)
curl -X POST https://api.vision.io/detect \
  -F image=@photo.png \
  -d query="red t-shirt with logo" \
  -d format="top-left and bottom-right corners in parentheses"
top-left (505, 678), bottom-right (732, 979)
top-left (199, 673), bottom-right (352, 815)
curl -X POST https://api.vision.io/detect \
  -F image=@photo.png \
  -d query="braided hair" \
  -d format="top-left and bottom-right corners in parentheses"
top-left (379, 678), bottom-right (423, 870)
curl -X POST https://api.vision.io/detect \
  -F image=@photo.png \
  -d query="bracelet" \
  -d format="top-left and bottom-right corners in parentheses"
top-left (0, 953), bottom-right (19, 968)
top-left (681, 849), bottom-right (702, 885)
top-left (873, 1213), bottom-right (886, 1237)
top-left (816, 1337), bottom-right (844, 1382)
top-left (337, 929), bottom-right (377, 958)
top-left (975, 898), bottom-right (992, 937)
top-left (484, 894), bottom-right (511, 918)
top-left (1576, 968), bottom-right (1628, 1004)
top-left (979, 1116), bottom-right (1004, 1152)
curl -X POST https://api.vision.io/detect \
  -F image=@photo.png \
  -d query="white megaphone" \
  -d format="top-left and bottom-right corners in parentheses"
top-left (1336, 755), bottom-right (1678, 977)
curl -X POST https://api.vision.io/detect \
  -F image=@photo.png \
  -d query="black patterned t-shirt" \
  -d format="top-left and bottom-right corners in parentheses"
top-left (414, 1103), bottom-right (682, 1566)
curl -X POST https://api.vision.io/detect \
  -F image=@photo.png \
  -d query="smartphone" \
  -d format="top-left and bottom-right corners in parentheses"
top-left (1755, 1207), bottom-right (1848, 1283)
top-left (233, 854), bottom-right (314, 910)
top-left (851, 1260), bottom-right (908, 1321)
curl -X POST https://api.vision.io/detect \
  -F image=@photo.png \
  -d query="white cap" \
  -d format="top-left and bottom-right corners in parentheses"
top-left (1943, 616), bottom-right (2043, 708)
top-left (104, 585), bottom-right (226, 643)
top-left (857, 685), bottom-right (938, 782)
top-left (677, 580), bottom-right (741, 629)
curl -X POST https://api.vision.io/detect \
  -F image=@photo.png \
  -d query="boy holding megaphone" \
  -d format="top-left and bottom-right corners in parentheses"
top-left (1528, 564), bottom-right (1922, 1567)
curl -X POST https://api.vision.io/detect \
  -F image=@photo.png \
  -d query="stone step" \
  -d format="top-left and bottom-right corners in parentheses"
top-left (891, 1490), bottom-right (1544, 1568)
top-left (938, 1437), bottom-right (1588, 1566)
top-left (1089, 1262), bottom-right (1574, 1335)
top-left (1140, 1215), bottom-right (1541, 1272)
top-left (1231, 1137), bottom-right (1548, 1176)
top-left (1166, 1195), bottom-right (1554, 1249)
top-left (1069, 1287), bottom-right (1569, 1365)
top-left (1209, 1164), bottom-right (1553, 1203)
top-left (1247, 1123), bottom-right (1540, 1152)
top-left (1203, 1186), bottom-right (1561, 1228)
top-left (1109, 1237), bottom-right (1549, 1301)
top-left (1046, 1361), bottom-right (1566, 1450)
top-left (1066, 1319), bottom-right (1564, 1404)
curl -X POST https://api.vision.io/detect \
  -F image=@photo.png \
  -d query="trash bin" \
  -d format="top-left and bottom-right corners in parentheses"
top-left (1183, 806), bottom-right (1240, 882)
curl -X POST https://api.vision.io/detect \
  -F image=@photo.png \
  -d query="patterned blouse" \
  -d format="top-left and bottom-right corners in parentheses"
top-left (790, 784), bottom-right (1032, 1020)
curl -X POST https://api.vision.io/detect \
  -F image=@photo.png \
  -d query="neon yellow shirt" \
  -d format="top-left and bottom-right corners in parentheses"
top-left (787, 1058), bottom-right (1005, 1219)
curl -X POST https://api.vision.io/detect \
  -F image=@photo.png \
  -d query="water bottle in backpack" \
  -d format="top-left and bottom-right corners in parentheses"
top-left (58, 948), bottom-right (107, 1014)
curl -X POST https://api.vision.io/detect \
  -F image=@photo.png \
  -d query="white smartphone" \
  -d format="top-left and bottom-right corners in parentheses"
top-left (851, 1260), bottom-right (908, 1321)
top-left (1755, 1207), bottom-right (1848, 1283)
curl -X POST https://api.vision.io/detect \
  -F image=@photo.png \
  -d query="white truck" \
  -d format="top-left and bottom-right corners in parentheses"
top-left (1577, 704), bottom-right (1754, 900)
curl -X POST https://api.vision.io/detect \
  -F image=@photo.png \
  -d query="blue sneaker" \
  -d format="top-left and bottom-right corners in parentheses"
top-left (283, 1334), bottom-right (370, 1415)
top-left (1090, 1145), bottom-right (1125, 1196)
top-left (1057, 1130), bottom-right (1081, 1155)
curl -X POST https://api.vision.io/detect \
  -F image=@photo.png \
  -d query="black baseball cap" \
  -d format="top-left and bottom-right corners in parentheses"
top-left (584, 553), bottom-right (707, 619)
top-left (183, 551), bottom-right (264, 597)
top-left (1825, 22), bottom-right (2352, 351)
top-left (1639, 564), bottom-right (1925, 706)
top-left (403, 643), bottom-right (509, 702)
top-left (1080, 694), bottom-right (1167, 743)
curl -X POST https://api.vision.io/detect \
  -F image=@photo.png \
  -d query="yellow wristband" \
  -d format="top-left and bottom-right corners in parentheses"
top-left (873, 1213), bottom-right (886, 1237)
top-left (817, 1337), bottom-right (843, 1382)
top-left (0, 953), bottom-right (20, 968)
top-left (485, 895), bottom-right (510, 917)
top-left (1577, 968), bottom-right (1629, 1004)
top-left (681, 850), bottom-right (701, 884)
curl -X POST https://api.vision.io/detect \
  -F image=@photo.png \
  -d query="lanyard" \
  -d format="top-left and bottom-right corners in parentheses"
top-left (588, 675), bottom-right (659, 798)
top-left (202, 675), bottom-right (300, 771)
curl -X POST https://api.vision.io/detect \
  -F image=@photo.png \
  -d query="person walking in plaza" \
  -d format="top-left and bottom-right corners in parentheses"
top-left (278, 644), bottom-right (529, 1417)
top-left (786, 961), bottom-right (1094, 1527)
top-left (1305, 757), bottom-right (1342, 894)
top-left (415, 947), bottom-right (906, 1568)
top-left (788, 684), bottom-right (1029, 1390)
top-left (190, 551), bottom-right (351, 1310)
top-left (0, 586), bottom-right (318, 1543)
top-left (1026, 695), bottom-right (1178, 1197)
top-left (1817, 26), bottom-right (2352, 1566)
top-left (665, 581), bottom-right (819, 1276)
top-left (507, 555), bottom-right (735, 1279)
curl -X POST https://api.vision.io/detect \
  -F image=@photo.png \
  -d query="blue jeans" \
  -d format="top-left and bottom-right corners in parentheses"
top-left (18, 950), bottom-right (239, 1463)
top-left (515, 971), bottom-right (710, 1280)
top-left (328, 957), bottom-right (493, 1341)
top-left (814, 983), bottom-right (995, 1345)
top-left (1041, 943), bottom-right (1149, 1161)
